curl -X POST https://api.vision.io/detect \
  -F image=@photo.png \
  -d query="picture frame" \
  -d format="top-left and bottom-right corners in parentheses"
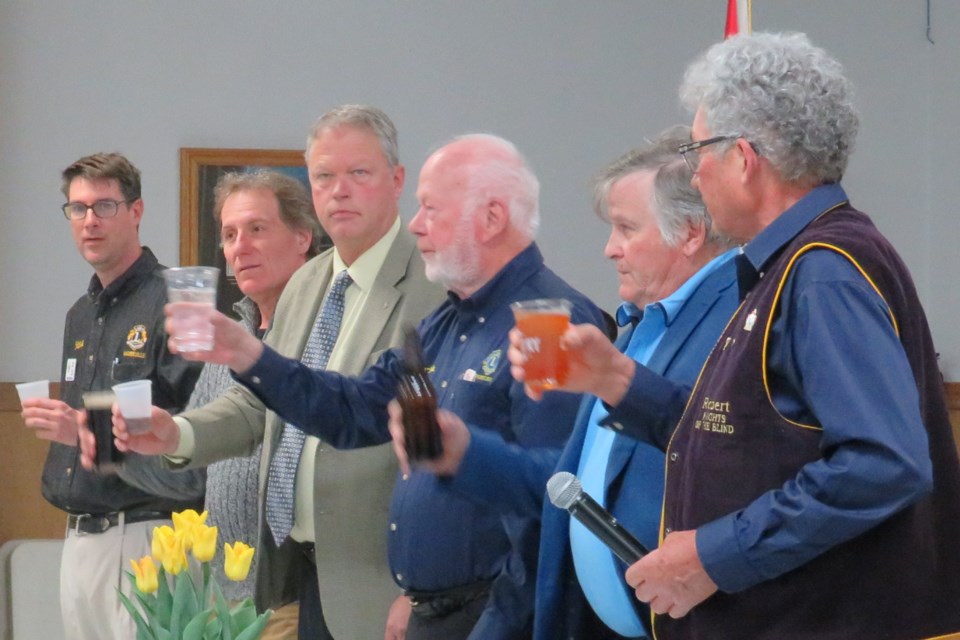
top-left (178, 147), bottom-right (319, 315)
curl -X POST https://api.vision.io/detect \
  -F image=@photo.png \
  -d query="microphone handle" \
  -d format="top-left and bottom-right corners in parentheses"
top-left (570, 493), bottom-right (648, 564)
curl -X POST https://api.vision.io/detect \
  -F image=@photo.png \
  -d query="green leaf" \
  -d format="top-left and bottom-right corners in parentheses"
top-left (182, 608), bottom-right (213, 640)
top-left (210, 579), bottom-right (233, 640)
top-left (203, 616), bottom-right (222, 640)
top-left (117, 590), bottom-right (156, 640)
top-left (170, 570), bottom-right (199, 634)
top-left (229, 600), bottom-right (257, 634)
top-left (133, 589), bottom-right (157, 618)
top-left (155, 627), bottom-right (174, 640)
top-left (155, 567), bottom-right (173, 627)
top-left (233, 611), bottom-right (272, 640)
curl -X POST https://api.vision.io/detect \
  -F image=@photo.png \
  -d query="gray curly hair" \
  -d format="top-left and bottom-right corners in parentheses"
top-left (680, 32), bottom-right (859, 186)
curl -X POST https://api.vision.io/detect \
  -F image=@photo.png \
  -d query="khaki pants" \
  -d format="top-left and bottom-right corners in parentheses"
top-left (60, 517), bottom-right (163, 640)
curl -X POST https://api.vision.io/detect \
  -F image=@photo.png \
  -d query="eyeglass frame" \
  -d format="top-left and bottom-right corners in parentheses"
top-left (61, 198), bottom-right (137, 220)
top-left (677, 135), bottom-right (739, 173)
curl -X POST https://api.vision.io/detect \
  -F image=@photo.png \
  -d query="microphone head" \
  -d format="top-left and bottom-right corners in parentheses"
top-left (547, 471), bottom-right (582, 510)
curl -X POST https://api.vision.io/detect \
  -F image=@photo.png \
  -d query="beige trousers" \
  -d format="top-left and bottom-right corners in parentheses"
top-left (60, 517), bottom-right (164, 640)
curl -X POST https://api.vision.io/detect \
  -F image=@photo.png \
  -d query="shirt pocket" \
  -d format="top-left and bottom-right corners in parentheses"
top-left (111, 361), bottom-right (154, 383)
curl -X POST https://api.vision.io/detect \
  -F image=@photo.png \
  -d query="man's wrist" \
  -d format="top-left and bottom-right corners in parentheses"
top-left (597, 351), bottom-right (636, 406)
top-left (231, 335), bottom-right (264, 374)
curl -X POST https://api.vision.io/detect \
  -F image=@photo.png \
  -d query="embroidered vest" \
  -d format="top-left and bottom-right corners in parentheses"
top-left (658, 205), bottom-right (960, 640)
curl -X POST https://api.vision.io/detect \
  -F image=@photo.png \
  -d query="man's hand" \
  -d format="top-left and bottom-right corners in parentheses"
top-left (387, 400), bottom-right (470, 477)
top-left (165, 305), bottom-right (263, 373)
top-left (384, 594), bottom-right (411, 640)
top-left (114, 405), bottom-right (181, 455)
top-left (20, 398), bottom-right (82, 445)
top-left (624, 530), bottom-right (718, 619)
top-left (508, 323), bottom-right (635, 404)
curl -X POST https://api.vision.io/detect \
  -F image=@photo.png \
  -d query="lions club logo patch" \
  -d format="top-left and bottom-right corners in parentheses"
top-left (126, 325), bottom-right (148, 351)
top-left (481, 349), bottom-right (501, 376)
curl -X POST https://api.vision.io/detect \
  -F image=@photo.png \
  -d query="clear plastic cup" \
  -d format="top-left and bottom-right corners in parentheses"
top-left (163, 266), bottom-right (219, 351)
top-left (510, 298), bottom-right (572, 392)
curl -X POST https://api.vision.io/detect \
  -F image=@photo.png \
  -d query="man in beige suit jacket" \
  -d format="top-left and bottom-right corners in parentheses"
top-left (86, 105), bottom-right (446, 639)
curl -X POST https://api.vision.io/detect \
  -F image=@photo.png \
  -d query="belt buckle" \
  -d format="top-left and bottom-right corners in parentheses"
top-left (74, 513), bottom-right (111, 535)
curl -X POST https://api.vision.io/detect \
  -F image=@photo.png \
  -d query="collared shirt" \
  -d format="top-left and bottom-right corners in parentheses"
top-left (573, 250), bottom-right (735, 637)
top-left (42, 247), bottom-right (203, 515)
top-left (237, 243), bottom-right (604, 637)
top-left (614, 184), bottom-right (933, 593)
top-left (290, 216), bottom-right (401, 542)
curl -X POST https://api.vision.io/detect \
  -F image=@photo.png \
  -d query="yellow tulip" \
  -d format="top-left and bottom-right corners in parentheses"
top-left (223, 542), bottom-right (255, 581)
top-left (129, 556), bottom-right (159, 594)
top-left (171, 509), bottom-right (208, 551)
top-left (151, 525), bottom-right (175, 562)
top-left (191, 524), bottom-right (218, 563)
top-left (155, 527), bottom-right (188, 575)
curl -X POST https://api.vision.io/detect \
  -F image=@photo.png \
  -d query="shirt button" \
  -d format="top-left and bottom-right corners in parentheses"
top-left (97, 317), bottom-right (104, 325)
top-left (251, 376), bottom-right (261, 384)
top-left (459, 334), bottom-right (467, 342)
top-left (440, 380), bottom-right (448, 388)
top-left (611, 422), bottom-right (624, 431)
top-left (65, 467), bottom-right (72, 475)
top-left (390, 523), bottom-right (397, 531)
top-left (111, 298), bottom-right (118, 306)
top-left (665, 527), bottom-right (672, 534)
top-left (478, 316), bottom-right (485, 323)
top-left (670, 452), bottom-right (679, 462)
top-left (395, 573), bottom-right (403, 582)
top-left (402, 474), bottom-right (409, 481)
top-left (88, 355), bottom-right (94, 362)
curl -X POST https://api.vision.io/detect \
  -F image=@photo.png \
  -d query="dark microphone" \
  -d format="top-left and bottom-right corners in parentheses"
top-left (547, 471), bottom-right (648, 564)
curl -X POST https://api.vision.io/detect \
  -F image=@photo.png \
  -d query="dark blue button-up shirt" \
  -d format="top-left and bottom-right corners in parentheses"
top-left (612, 184), bottom-right (933, 592)
top-left (238, 243), bottom-right (604, 637)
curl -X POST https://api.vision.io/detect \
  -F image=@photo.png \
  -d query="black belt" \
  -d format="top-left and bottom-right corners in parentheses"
top-left (67, 510), bottom-right (169, 535)
top-left (407, 580), bottom-right (492, 619)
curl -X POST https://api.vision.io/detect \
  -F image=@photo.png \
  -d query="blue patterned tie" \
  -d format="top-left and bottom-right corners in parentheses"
top-left (265, 269), bottom-right (352, 546)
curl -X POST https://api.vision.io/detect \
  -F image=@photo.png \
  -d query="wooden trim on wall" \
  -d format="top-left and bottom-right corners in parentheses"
top-left (946, 382), bottom-right (960, 412)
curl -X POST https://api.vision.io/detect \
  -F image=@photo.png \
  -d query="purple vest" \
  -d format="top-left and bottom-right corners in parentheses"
top-left (659, 205), bottom-right (960, 640)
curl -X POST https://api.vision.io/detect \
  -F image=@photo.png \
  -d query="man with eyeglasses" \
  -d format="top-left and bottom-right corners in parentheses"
top-left (529, 32), bottom-right (960, 639)
top-left (21, 152), bottom-right (203, 640)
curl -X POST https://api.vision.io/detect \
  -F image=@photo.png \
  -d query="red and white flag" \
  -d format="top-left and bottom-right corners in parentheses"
top-left (724, 0), bottom-right (752, 38)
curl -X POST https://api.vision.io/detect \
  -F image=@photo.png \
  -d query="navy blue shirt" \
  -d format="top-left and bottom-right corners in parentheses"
top-left (613, 184), bottom-right (933, 592)
top-left (238, 243), bottom-right (604, 637)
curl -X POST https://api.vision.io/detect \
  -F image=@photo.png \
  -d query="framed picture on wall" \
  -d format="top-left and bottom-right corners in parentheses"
top-left (178, 147), bottom-right (328, 316)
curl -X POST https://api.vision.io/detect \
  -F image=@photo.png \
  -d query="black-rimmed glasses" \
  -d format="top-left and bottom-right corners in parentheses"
top-left (677, 136), bottom-right (736, 173)
top-left (62, 199), bottom-right (134, 220)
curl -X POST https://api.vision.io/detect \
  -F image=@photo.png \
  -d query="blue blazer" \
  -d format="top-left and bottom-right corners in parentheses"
top-left (533, 258), bottom-right (739, 640)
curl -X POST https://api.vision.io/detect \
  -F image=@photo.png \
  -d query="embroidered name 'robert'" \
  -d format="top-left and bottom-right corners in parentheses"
top-left (694, 396), bottom-right (735, 435)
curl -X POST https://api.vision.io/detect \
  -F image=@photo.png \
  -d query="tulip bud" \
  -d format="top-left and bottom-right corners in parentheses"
top-left (224, 542), bottom-right (255, 581)
top-left (130, 556), bottom-right (159, 594)
top-left (192, 525), bottom-right (218, 563)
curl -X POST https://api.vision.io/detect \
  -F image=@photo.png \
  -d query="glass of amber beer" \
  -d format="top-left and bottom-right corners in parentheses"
top-left (511, 298), bottom-right (572, 392)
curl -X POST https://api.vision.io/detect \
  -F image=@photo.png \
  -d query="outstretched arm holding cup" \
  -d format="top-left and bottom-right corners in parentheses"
top-left (508, 323), bottom-right (634, 404)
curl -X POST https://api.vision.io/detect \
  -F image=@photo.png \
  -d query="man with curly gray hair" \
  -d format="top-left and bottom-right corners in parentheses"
top-left (600, 32), bottom-right (960, 639)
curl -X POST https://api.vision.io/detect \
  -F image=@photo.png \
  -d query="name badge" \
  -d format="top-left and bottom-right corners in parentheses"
top-left (65, 358), bottom-right (77, 382)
